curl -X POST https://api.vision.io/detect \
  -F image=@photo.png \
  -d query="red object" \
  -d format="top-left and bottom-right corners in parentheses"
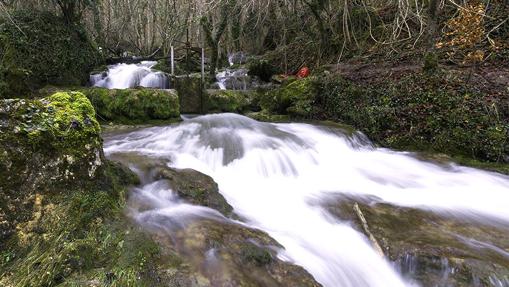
top-left (297, 67), bottom-right (310, 78)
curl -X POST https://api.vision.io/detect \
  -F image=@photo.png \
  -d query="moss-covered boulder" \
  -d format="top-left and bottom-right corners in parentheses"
top-left (0, 92), bottom-right (196, 287)
top-left (258, 77), bottom-right (317, 118)
top-left (0, 10), bottom-right (101, 98)
top-left (0, 92), bottom-right (103, 243)
top-left (205, 89), bottom-right (260, 113)
top-left (79, 87), bottom-right (180, 124)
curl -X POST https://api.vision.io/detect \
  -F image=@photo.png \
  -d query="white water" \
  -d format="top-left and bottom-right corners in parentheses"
top-left (104, 113), bottom-right (509, 287)
top-left (216, 68), bottom-right (250, 90)
top-left (90, 61), bottom-right (169, 89)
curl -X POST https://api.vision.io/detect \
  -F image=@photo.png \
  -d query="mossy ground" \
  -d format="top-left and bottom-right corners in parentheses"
top-left (0, 162), bottom-right (181, 287)
top-left (312, 70), bottom-right (508, 165)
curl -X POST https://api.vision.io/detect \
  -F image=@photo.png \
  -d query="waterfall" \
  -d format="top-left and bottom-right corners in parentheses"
top-left (215, 68), bottom-right (250, 90)
top-left (90, 61), bottom-right (169, 89)
top-left (104, 113), bottom-right (509, 287)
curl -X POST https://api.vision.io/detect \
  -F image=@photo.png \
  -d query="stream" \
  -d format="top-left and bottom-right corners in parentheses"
top-left (103, 113), bottom-right (509, 287)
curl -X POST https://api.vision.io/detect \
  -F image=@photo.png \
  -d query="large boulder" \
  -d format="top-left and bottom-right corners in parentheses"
top-left (83, 87), bottom-right (180, 123)
top-left (258, 77), bottom-right (317, 118)
top-left (205, 89), bottom-right (259, 113)
top-left (0, 92), bottom-right (103, 243)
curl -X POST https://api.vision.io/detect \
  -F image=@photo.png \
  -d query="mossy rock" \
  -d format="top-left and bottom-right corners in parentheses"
top-left (0, 92), bottom-right (104, 244)
top-left (259, 77), bottom-right (317, 118)
top-left (155, 166), bottom-right (234, 217)
top-left (73, 87), bottom-right (180, 124)
top-left (172, 75), bottom-right (204, 114)
top-left (205, 89), bottom-right (259, 113)
top-left (0, 93), bottom-right (193, 286)
top-left (0, 10), bottom-right (102, 98)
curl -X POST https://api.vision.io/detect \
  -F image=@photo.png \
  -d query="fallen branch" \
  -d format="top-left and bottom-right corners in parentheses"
top-left (353, 202), bottom-right (385, 258)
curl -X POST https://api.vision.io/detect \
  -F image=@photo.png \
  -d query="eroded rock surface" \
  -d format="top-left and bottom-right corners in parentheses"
top-left (323, 195), bottom-right (509, 286)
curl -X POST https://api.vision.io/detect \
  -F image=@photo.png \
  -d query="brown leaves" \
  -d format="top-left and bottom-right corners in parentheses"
top-left (436, 2), bottom-right (487, 64)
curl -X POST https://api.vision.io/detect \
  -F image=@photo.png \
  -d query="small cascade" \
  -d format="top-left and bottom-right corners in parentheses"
top-left (90, 61), bottom-right (169, 89)
top-left (215, 68), bottom-right (251, 90)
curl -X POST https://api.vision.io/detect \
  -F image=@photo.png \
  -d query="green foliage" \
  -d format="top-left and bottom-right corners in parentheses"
top-left (423, 52), bottom-right (439, 73)
top-left (315, 72), bottom-right (509, 162)
top-left (248, 59), bottom-right (276, 82)
top-left (82, 88), bottom-right (180, 124)
top-left (0, 10), bottom-right (101, 98)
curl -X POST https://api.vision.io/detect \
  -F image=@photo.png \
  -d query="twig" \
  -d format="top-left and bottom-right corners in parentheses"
top-left (353, 202), bottom-right (385, 258)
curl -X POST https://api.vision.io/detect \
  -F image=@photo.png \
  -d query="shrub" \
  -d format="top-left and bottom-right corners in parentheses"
top-left (315, 72), bottom-right (508, 162)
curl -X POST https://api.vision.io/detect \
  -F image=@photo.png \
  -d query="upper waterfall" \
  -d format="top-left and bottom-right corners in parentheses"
top-left (90, 61), bottom-right (169, 89)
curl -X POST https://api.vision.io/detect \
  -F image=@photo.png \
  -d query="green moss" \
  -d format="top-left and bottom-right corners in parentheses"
top-left (240, 243), bottom-right (273, 267)
top-left (205, 90), bottom-right (251, 113)
top-left (5, 92), bottom-right (101, 157)
top-left (0, 10), bottom-right (102, 98)
top-left (79, 88), bottom-right (180, 124)
top-left (315, 72), bottom-right (509, 163)
top-left (423, 52), bottom-right (439, 73)
top-left (259, 77), bottom-right (316, 118)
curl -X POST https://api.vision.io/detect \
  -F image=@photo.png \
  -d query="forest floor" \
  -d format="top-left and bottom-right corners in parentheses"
top-left (330, 61), bottom-right (509, 94)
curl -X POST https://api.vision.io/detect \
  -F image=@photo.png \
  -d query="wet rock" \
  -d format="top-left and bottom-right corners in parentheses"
top-left (154, 167), bottom-right (234, 217)
top-left (151, 219), bottom-right (321, 287)
top-left (323, 195), bottom-right (509, 286)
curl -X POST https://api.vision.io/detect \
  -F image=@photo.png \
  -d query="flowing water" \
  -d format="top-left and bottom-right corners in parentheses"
top-left (104, 113), bottom-right (509, 287)
top-left (90, 61), bottom-right (169, 89)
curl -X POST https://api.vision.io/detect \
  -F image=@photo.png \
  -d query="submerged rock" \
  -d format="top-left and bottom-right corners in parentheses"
top-left (323, 195), bottom-right (509, 286)
top-left (150, 219), bottom-right (321, 287)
